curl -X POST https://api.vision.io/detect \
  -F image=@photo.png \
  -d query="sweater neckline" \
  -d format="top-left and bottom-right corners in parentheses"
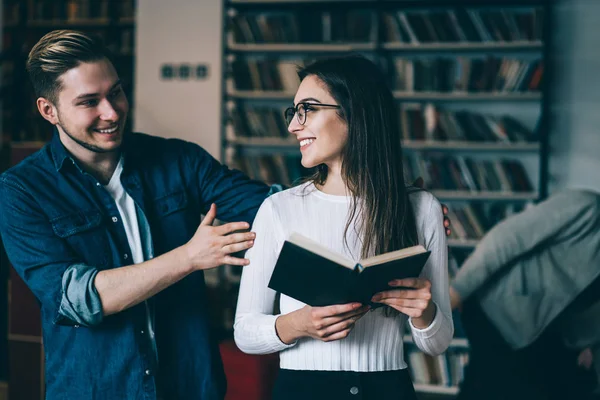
top-left (305, 182), bottom-right (352, 203)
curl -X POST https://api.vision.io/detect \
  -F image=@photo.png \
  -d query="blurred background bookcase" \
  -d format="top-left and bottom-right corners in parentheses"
top-left (220, 0), bottom-right (551, 397)
top-left (0, 1), bottom-right (136, 399)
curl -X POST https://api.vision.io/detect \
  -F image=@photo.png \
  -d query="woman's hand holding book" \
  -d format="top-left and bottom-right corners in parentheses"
top-left (275, 303), bottom-right (370, 344)
top-left (371, 278), bottom-right (436, 328)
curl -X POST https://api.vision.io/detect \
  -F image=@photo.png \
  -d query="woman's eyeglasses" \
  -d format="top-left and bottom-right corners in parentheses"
top-left (284, 102), bottom-right (341, 126)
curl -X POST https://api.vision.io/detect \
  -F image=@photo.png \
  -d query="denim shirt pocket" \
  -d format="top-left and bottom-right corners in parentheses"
top-left (50, 210), bottom-right (111, 267)
top-left (154, 190), bottom-right (188, 217)
top-left (149, 190), bottom-right (194, 248)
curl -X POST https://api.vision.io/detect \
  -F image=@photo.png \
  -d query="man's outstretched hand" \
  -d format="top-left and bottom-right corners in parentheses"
top-left (412, 177), bottom-right (451, 237)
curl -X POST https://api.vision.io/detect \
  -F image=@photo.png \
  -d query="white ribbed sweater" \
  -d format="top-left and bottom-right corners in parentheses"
top-left (234, 183), bottom-right (453, 371)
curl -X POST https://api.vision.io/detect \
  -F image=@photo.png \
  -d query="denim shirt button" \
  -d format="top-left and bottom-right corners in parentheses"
top-left (96, 182), bottom-right (101, 187)
top-left (140, 330), bottom-right (145, 335)
top-left (350, 387), bottom-right (359, 395)
top-left (123, 254), bottom-right (129, 260)
top-left (74, 324), bottom-right (80, 328)
top-left (112, 216), bottom-right (118, 223)
top-left (145, 369), bottom-right (151, 376)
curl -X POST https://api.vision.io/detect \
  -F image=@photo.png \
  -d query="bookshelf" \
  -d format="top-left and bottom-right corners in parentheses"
top-left (220, 0), bottom-right (551, 397)
top-left (0, 1), bottom-right (136, 398)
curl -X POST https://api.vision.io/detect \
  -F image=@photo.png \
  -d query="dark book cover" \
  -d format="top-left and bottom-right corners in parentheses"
top-left (268, 236), bottom-right (431, 307)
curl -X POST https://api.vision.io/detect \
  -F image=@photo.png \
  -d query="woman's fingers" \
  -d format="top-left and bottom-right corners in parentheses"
top-left (309, 305), bottom-right (370, 331)
top-left (372, 289), bottom-right (431, 303)
top-left (376, 298), bottom-right (429, 310)
top-left (321, 328), bottom-right (353, 342)
top-left (388, 278), bottom-right (430, 289)
top-left (317, 312), bottom-right (367, 341)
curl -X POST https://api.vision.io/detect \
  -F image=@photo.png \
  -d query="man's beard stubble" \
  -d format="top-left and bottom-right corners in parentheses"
top-left (57, 119), bottom-right (123, 154)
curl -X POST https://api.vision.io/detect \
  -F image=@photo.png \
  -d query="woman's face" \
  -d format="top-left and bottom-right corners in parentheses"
top-left (288, 75), bottom-right (348, 170)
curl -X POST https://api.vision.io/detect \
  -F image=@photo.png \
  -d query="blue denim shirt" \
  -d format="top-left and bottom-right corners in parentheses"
top-left (0, 132), bottom-right (271, 399)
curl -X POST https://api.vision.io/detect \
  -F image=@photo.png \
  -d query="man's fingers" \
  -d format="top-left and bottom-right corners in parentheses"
top-left (222, 240), bottom-right (255, 255)
top-left (223, 232), bottom-right (256, 246)
top-left (222, 255), bottom-right (250, 266)
top-left (215, 221), bottom-right (251, 236)
top-left (201, 203), bottom-right (217, 226)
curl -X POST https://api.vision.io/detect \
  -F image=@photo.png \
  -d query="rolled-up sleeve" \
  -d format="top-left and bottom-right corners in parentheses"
top-left (56, 263), bottom-right (103, 326)
top-left (0, 176), bottom-right (104, 328)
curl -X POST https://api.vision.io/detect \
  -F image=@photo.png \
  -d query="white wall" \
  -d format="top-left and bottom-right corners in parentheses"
top-left (134, 0), bottom-right (223, 159)
top-left (549, 1), bottom-right (600, 193)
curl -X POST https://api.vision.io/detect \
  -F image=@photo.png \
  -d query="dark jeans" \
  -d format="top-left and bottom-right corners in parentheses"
top-left (457, 299), bottom-right (597, 400)
top-left (273, 368), bottom-right (417, 400)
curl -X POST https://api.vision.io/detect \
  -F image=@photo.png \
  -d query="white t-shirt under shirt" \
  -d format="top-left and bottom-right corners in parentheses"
top-left (104, 158), bottom-right (144, 265)
top-left (103, 158), bottom-right (156, 358)
top-left (234, 182), bottom-right (453, 372)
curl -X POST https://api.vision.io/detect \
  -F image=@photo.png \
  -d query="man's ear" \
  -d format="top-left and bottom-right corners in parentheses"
top-left (37, 97), bottom-right (59, 125)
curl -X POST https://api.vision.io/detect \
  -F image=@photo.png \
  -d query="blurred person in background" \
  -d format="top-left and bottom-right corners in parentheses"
top-left (450, 189), bottom-right (600, 400)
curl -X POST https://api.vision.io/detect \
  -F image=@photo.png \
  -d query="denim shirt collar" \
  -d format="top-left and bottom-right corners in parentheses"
top-left (49, 128), bottom-right (138, 176)
top-left (50, 128), bottom-right (73, 172)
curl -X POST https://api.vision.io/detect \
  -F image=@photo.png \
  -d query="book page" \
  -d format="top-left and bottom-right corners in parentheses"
top-left (288, 232), bottom-right (355, 269)
top-left (361, 245), bottom-right (427, 268)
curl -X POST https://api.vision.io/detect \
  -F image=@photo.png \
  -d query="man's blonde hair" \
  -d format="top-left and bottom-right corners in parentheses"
top-left (26, 30), bottom-right (111, 104)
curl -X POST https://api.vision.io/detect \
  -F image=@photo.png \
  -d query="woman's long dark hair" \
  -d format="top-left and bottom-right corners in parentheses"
top-left (298, 55), bottom-right (418, 258)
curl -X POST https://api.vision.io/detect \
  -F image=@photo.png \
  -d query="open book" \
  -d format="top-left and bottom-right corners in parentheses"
top-left (268, 232), bottom-right (431, 307)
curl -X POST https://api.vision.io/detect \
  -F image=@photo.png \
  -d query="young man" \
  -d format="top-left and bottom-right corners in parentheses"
top-left (0, 30), bottom-right (268, 399)
top-left (450, 189), bottom-right (600, 400)
top-left (0, 31), bottom-right (451, 399)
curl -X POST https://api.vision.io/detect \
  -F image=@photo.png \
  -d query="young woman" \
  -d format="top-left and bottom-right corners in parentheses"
top-left (234, 55), bottom-right (453, 400)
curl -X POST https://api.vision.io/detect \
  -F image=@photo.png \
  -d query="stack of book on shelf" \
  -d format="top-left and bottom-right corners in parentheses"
top-left (404, 309), bottom-right (469, 395)
top-left (381, 7), bottom-right (543, 44)
top-left (230, 58), bottom-right (302, 92)
top-left (403, 154), bottom-right (533, 193)
top-left (445, 202), bottom-right (524, 245)
top-left (228, 9), bottom-right (376, 45)
top-left (226, 148), bottom-right (309, 187)
top-left (400, 104), bottom-right (537, 144)
top-left (391, 57), bottom-right (542, 93)
top-left (405, 347), bottom-right (470, 393)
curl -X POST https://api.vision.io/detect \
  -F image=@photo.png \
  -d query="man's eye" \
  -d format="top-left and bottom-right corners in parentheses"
top-left (81, 100), bottom-right (98, 107)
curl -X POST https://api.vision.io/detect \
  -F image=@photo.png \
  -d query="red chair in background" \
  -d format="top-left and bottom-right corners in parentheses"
top-left (220, 340), bottom-right (279, 400)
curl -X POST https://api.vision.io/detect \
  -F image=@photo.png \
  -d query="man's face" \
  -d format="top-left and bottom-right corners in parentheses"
top-left (53, 58), bottom-right (129, 155)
